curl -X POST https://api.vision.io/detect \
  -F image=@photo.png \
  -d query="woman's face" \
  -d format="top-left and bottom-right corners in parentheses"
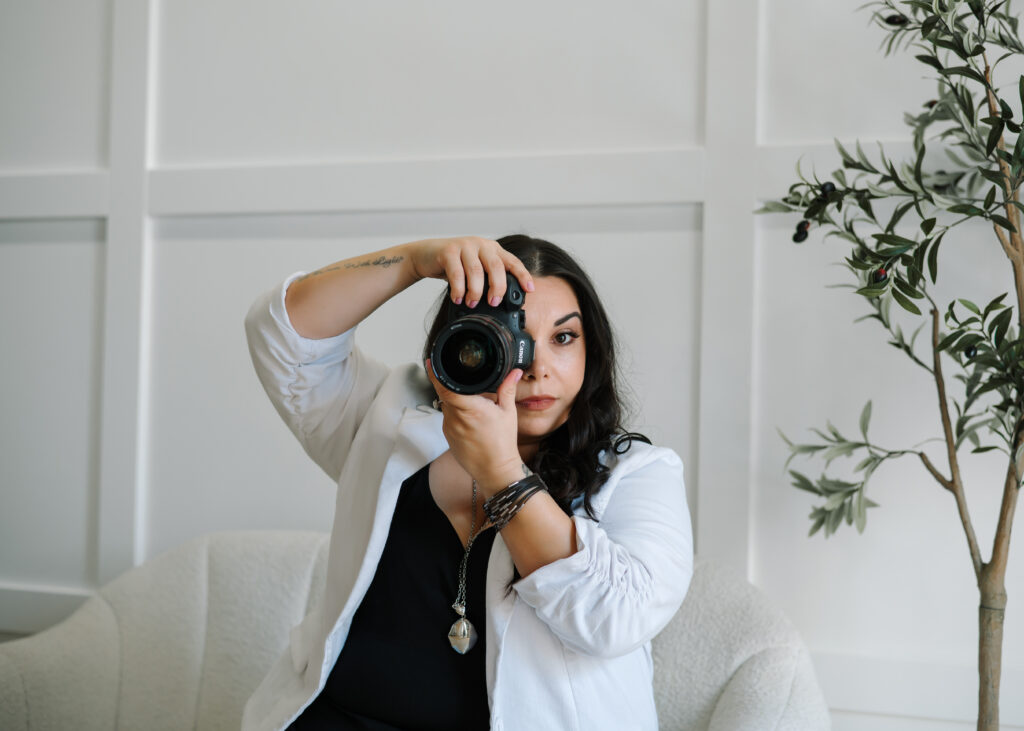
top-left (514, 276), bottom-right (587, 453)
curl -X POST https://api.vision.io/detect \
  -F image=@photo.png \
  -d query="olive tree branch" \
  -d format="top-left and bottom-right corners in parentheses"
top-left (932, 304), bottom-right (985, 578)
top-left (919, 450), bottom-right (956, 491)
top-left (989, 426), bottom-right (1023, 583)
top-left (981, 50), bottom-right (1023, 256)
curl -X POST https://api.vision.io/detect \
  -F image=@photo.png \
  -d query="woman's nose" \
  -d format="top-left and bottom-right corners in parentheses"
top-left (523, 346), bottom-right (548, 379)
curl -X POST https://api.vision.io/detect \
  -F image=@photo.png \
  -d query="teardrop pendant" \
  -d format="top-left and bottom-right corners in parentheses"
top-left (448, 616), bottom-right (478, 654)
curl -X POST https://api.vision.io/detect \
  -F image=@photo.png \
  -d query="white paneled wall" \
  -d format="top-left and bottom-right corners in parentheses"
top-left (0, 1), bottom-right (111, 170)
top-left (758, 0), bottom-right (935, 144)
top-left (1, 0), bottom-right (1022, 727)
top-left (0, 221), bottom-right (105, 588)
top-left (153, 2), bottom-right (705, 164)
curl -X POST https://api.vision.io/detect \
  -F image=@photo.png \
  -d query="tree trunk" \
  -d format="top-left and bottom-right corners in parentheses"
top-left (978, 569), bottom-right (1007, 731)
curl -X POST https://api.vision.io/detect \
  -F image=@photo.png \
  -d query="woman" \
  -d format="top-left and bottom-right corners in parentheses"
top-left (242, 234), bottom-right (693, 730)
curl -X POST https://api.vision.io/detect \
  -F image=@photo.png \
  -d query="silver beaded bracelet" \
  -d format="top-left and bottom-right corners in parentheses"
top-left (483, 474), bottom-right (548, 530)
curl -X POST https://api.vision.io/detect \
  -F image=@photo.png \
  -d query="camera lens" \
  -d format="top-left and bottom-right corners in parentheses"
top-left (443, 329), bottom-right (495, 388)
top-left (431, 315), bottom-right (514, 394)
top-left (455, 337), bottom-right (486, 370)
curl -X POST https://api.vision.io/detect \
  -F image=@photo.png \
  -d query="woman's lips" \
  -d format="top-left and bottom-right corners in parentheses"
top-left (517, 398), bottom-right (556, 410)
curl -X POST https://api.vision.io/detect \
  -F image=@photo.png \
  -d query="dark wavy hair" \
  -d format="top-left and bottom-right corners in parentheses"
top-left (421, 234), bottom-right (650, 520)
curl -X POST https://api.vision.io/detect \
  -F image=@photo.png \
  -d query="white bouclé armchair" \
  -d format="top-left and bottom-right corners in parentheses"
top-left (0, 531), bottom-right (831, 730)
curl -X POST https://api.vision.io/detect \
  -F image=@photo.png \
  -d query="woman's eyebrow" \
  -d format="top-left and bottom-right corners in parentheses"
top-left (553, 312), bottom-right (582, 326)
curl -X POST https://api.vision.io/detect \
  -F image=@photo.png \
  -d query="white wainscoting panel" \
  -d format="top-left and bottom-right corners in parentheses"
top-left (761, 0), bottom-right (937, 145)
top-left (0, 220), bottom-right (105, 597)
top-left (758, 0), bottom-right (936, 145)
top-left (153, 0), bottom-right (706, 166)
top-left (0, 0), bottom-right (112, 172)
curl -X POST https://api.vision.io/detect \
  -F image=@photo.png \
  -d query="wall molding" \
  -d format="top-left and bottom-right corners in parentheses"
top-left (96, 0), bottom-right (156, 584)
top-left (0, 141), bottom-right (929, 224)
top-left (5, 140), bottom-right (929, 223)
top-left (149, 149), bottom-right (705, 216)
top-left (694, 0), bottom-right (759, 574)
top-left (0, 171), bottom-right (108, 219)
top-left (0, 149), bottom-right (705, 222)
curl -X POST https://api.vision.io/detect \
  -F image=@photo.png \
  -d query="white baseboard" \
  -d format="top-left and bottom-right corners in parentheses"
top-left (815, 651), bottom-right (1024, 727)
top-left (0, 584), bottom-right (91, 635)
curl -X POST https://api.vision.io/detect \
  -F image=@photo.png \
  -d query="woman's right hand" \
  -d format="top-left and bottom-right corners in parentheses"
top-left (407, 236), bottom-right (534, 308)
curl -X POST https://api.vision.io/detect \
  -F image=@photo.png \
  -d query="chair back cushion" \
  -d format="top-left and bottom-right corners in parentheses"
top-left (99, 531), bottom-right (328, 731)
top-left (652, 557), bottom-right (829, 730)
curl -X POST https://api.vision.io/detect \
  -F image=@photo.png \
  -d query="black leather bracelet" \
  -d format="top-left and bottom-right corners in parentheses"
top-left (483, 474), bottom-right (548, 530)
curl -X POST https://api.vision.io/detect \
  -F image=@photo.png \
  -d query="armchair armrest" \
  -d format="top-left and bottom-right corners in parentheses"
top-left (0, 594), bottom-right (120, 731)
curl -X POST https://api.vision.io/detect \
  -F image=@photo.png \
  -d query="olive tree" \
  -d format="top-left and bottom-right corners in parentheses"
top-left (759, 2), bottom-right (1024, 727)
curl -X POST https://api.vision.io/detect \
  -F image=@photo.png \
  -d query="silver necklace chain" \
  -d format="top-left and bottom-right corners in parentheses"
top-left (448, 479), bottom-right (489, 654)
top-left (452, 479), bottom-right (481, 615)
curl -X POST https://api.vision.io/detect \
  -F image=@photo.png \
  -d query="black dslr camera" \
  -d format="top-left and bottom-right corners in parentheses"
top-left (429, 272), bottom-right (535, 394)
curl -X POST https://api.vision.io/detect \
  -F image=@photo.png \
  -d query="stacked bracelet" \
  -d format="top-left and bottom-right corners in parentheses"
top-left (483, 473), bottom-right (548, 531)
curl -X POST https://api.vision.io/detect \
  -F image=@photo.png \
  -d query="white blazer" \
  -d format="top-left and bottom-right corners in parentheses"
top-left (241, 273), bottom-right (694, 731)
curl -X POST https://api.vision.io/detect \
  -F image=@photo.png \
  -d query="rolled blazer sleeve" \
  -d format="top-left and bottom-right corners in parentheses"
top-left (244, 272), bottom-right (391, 482)
top-left (512, 448), bottom-right (692, 658)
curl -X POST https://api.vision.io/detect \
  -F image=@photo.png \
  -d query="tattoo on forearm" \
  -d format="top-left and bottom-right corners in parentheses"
top-left (344, 255), bottom-right (404, 270)
top-left (294, 265), bottom-right (341, 283)
top-left (294, 255), bottom-right (404, 283)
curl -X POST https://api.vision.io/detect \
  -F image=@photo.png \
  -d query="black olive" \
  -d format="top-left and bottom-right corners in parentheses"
top-left (821, 182), bottom-right (837, 195)
top-left (793, 230), bottom-right (809, 243)
top-left (872, 268), bottom-right (888, 283)
top-left (924, 99), bottom-right (937, 108)
top-left (885, 14), bottom-right (909, 26)
top-left (964, 345), bottom-right (978, 359)
top-left (797, 219), bottom-right (810, 231)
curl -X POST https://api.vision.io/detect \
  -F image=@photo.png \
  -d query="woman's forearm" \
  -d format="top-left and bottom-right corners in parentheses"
top-left (478, 464), bottom-right (579, 577)
top-left (498, 491), bottom-right (579, 577)
top-left (284, 242), bottom-right (420, 339)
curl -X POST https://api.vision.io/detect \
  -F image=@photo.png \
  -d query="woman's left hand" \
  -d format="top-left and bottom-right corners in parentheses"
top-left (425, 359), bottom-right (526, 496)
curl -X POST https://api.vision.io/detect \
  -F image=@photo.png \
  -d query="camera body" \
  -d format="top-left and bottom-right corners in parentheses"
top-left (429, 272), bottom-right (535, 394)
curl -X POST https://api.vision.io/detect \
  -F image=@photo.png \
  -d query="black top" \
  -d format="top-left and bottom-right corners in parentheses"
top-left (287, 463), bottom-right (496, 731)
